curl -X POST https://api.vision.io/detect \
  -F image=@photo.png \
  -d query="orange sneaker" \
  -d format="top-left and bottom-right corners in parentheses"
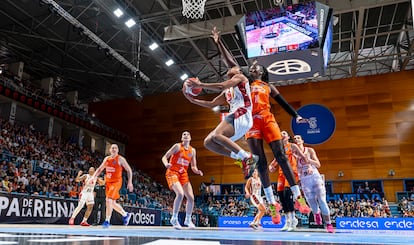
top-left (269, 202), bottom-right (281, 224)
top-left (294, 197), bottom-right (311, 214)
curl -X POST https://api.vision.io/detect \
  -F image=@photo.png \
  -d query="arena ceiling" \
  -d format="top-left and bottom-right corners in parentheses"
top-left (0, 0), bottom-right (413, 103)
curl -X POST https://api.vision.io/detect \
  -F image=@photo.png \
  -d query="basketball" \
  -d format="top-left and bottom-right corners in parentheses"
top-left (184, 78), bottom-right (202, 96)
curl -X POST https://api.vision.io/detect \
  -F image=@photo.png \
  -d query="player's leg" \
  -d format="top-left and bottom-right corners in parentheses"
top-left (314, 176), bottom-right (334, 233)
top-left (182, 180), bottom-right (196, 229)
top-left (207, 113), bottom-right (257, 178)
top-left (80, 202), bottom-right (94, 226)
top-left (170, 181), bottom-right (185, 229)
top-left (69, 194), bottom-right (86, 225)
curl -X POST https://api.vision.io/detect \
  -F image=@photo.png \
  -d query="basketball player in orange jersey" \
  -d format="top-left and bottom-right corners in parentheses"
top-left (93, 144), bottom-right (133, 228)
top-left (161, 131), bottom-right (203, 229)
top-left (182, 65), bottom-right (258, 180)
top-left (293, 135), bottom-right (334, 233)
top-left (269, 131), bottom-right (310, 231)
top-left (211, 27), bottom-right (309, 224)
top-left (245, 168), bottom-right (266, 230)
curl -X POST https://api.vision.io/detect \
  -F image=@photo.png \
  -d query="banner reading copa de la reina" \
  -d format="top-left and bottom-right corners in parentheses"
top-left (0, 192), bottom-right (161, 226)
top-left (336, 217), bottom-right (414, 230)
top-left (218, 216), bottom-right (285, 228)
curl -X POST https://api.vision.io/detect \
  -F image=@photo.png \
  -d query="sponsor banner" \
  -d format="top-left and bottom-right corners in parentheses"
top-left (291, 104), bottom-right (335, 144)
top-left (218, 216), bottom-right (285, 228)
top-left (0, 192), bottom-right (161, 226)
top-left (326, 193), bottom-right (384, 202)
top-left (123, 206), bottom-right (161, 226)
top-left (0, 193), bottom-right (78, 224)
top-left (336, 217), bottom-right (414, 231)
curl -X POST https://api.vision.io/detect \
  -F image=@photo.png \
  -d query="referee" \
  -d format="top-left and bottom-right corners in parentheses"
top-left (92, 177), bottom-right (106, 225)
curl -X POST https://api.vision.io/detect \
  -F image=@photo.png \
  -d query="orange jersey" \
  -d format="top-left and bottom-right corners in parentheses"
top-left (105, 155), bottom-right (123, 183)
top-left (169, 143), bottom-right (193, 173)
top-left (277, 142), bottom-right (298, 191)
top-left (250, 80), bottom-right (271, 115)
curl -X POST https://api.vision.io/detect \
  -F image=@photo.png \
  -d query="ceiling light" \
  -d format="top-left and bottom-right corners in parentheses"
top-left (180, 74), bottom-right (188, 80)
top-left (125, 19), bottom-right (136, 28)
top-left (113, 8), bottom-right (124, 18)
top-left (165, 59), bottom-right (174, 66)
top-left (149, 42), bottom-right (159, 51)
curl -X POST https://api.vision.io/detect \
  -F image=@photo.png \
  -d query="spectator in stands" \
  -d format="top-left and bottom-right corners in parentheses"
top-left (364, 182), bottom-right (371, 193)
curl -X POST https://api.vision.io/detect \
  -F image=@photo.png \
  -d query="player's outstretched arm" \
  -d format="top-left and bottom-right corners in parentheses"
top-left (211, 27), bottom-right (238, 68)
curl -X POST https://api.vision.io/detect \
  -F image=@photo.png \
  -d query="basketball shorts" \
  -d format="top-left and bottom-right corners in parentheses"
top-left (79, 190), bottom-right (95, 205)
top-left (106, 180), bottom-right (122, 200)
top-left (250, 194), bottom-right (263, 208)
top-left (225, 108), bottom-right (253, 142)
top-left (245, 110), bottom-right (281, 143)
top-left (165, 169), bottom-right (189, 189)
top-left (300, 173), bottom-right (325, 200)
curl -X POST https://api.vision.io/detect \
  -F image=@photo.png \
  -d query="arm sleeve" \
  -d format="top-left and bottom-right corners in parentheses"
top-left (273, 94), bottom-right (299, 118)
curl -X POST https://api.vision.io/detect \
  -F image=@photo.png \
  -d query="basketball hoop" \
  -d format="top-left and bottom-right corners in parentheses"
top-left (182, 0), bottom-right (207, 19)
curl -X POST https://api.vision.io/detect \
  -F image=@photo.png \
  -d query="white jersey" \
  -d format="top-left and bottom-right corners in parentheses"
top-left (224, 80), bottom-right (253, 141)
top-left (297, 147), bottom-right (320, 178)
top-left (250, 177), bottom-right (262, 196)
top-left (224, 81), bottom-right (252, 115)
top-left (249, 177), bottom-right (263, 207)
top-left (82, 174), bottom-right (97, 193)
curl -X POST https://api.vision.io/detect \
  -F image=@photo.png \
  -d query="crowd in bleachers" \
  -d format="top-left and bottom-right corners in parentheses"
top-left (398, 195), bottom-right (414, 217)
top-left (1, 115), bottom-right (412, 227)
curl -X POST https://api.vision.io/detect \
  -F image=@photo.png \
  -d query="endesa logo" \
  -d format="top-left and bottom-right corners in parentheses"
top-left (336, 218), bottom-right (414, 230)
top-left (219, 216), bottom-right (284, 228)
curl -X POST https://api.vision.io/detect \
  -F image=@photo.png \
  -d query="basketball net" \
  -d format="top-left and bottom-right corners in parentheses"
top-left (182, 0), bottom-right (206, 19)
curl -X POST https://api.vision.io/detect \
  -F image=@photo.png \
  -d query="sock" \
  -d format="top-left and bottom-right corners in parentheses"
top-left (264, 186), bottom-right (276, 204)
top-left (82, 218), bottom-right (87, 222)
top-left (172, 212), bottom-right (178, 220)
top-left (290, 185), bottom-right (300, 200)
top-left (185, 214), bottom-right (192, 222)
top-left (289, 211), bottom-right (295, 220)
top-left (230, 152), bottom-right (239, 159)
top-left (105, 216), bottom-right (110, 222)
top-left (236, 150), bottom-right (250, 160)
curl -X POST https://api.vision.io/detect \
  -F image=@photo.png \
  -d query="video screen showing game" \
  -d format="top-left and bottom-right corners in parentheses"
top-left (245, 1), bottom-right (319, 58)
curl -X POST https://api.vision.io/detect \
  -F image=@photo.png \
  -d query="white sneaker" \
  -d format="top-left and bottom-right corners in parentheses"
top-left (287, 218), bottom-right (298, 232)
top-left (281, 218), bottom-right (291, 231)
top-left (170, 218), bottom-right (182, 229)
top-left (184, 219), bottom-right (195, 229)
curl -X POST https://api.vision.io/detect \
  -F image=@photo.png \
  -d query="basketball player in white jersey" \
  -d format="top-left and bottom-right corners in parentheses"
top-left (245, 169), bottom-right (265, 229)
top-left (183, 69), bottom-right (258, 180)
top-left (293, 135), bottom-right (334, 233)
top-left (69, 167), bottom-right (98, 226)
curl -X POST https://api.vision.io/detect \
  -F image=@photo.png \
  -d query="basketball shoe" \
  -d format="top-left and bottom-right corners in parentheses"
top-left (268, 202), bottom-right (281, 224)
top-left (241, 154), bottom-right (258, 179)
top-left (184, 218), bottom-right (196, 229)
top-left (287, 217), bottom-right (298, 232)
top-left (314, 213), bottom-right (322, 225)
top-left (123, 212), bottom-right (132, 226)
top-left (294, 197), bottom-right (311, 214)
top-left (281, 217), bottom-right (290, 231)
top-left (326, 223), bottom-right (335, 233)
top-left (80, 221), bottom-right (90, 226)
top-left (170, 218), bottom-right (182, 229)
top-left (102, 220), bottom-right (110, 228)
top-left (68, 218), bottom-right (74, 225)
